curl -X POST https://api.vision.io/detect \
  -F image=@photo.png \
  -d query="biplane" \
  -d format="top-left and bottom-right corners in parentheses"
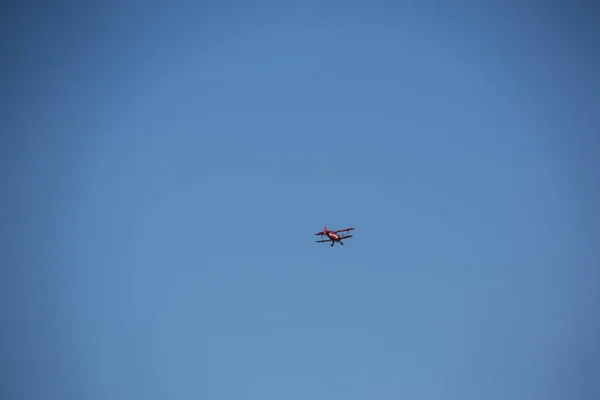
top-left (315, 226), bottom-right (354, 247)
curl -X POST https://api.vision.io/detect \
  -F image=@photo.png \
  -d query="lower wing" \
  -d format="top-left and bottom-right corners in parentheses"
top-left (315, 235), bottom-right (352, 243)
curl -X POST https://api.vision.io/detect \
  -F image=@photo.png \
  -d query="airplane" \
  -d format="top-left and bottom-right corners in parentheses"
top-left (315, 226), bottom-right (354, 247)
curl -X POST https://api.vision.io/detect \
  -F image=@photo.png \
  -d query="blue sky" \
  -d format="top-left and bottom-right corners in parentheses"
top-left (2, 1), bottom-right (599, 399)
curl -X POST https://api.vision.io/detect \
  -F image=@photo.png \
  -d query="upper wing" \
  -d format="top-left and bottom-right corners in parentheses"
top-left (332, 228), bottom-right (355, 233)
top-left (315, 231), bottom-right (325, 236)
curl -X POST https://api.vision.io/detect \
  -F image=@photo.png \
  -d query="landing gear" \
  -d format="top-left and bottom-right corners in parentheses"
top-left (331, 242), bottom-right (334, 247)
top-left (340, 241), bottom-right (344, 246)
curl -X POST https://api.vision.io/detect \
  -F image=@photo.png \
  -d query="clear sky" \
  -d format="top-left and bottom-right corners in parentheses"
top-left (2, 1), bottom-right (599, 399)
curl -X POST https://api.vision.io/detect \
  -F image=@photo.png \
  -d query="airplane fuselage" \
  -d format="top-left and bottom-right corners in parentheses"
top-left (326, 231), bottom-right (341, 241)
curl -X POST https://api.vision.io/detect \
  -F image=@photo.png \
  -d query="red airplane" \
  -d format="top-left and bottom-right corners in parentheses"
top-left (315, 226), bottom-right (354, 247)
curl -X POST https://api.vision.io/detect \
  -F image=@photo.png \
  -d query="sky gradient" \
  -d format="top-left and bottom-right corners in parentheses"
top-left (2, 1), bottom-right (599, 399)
